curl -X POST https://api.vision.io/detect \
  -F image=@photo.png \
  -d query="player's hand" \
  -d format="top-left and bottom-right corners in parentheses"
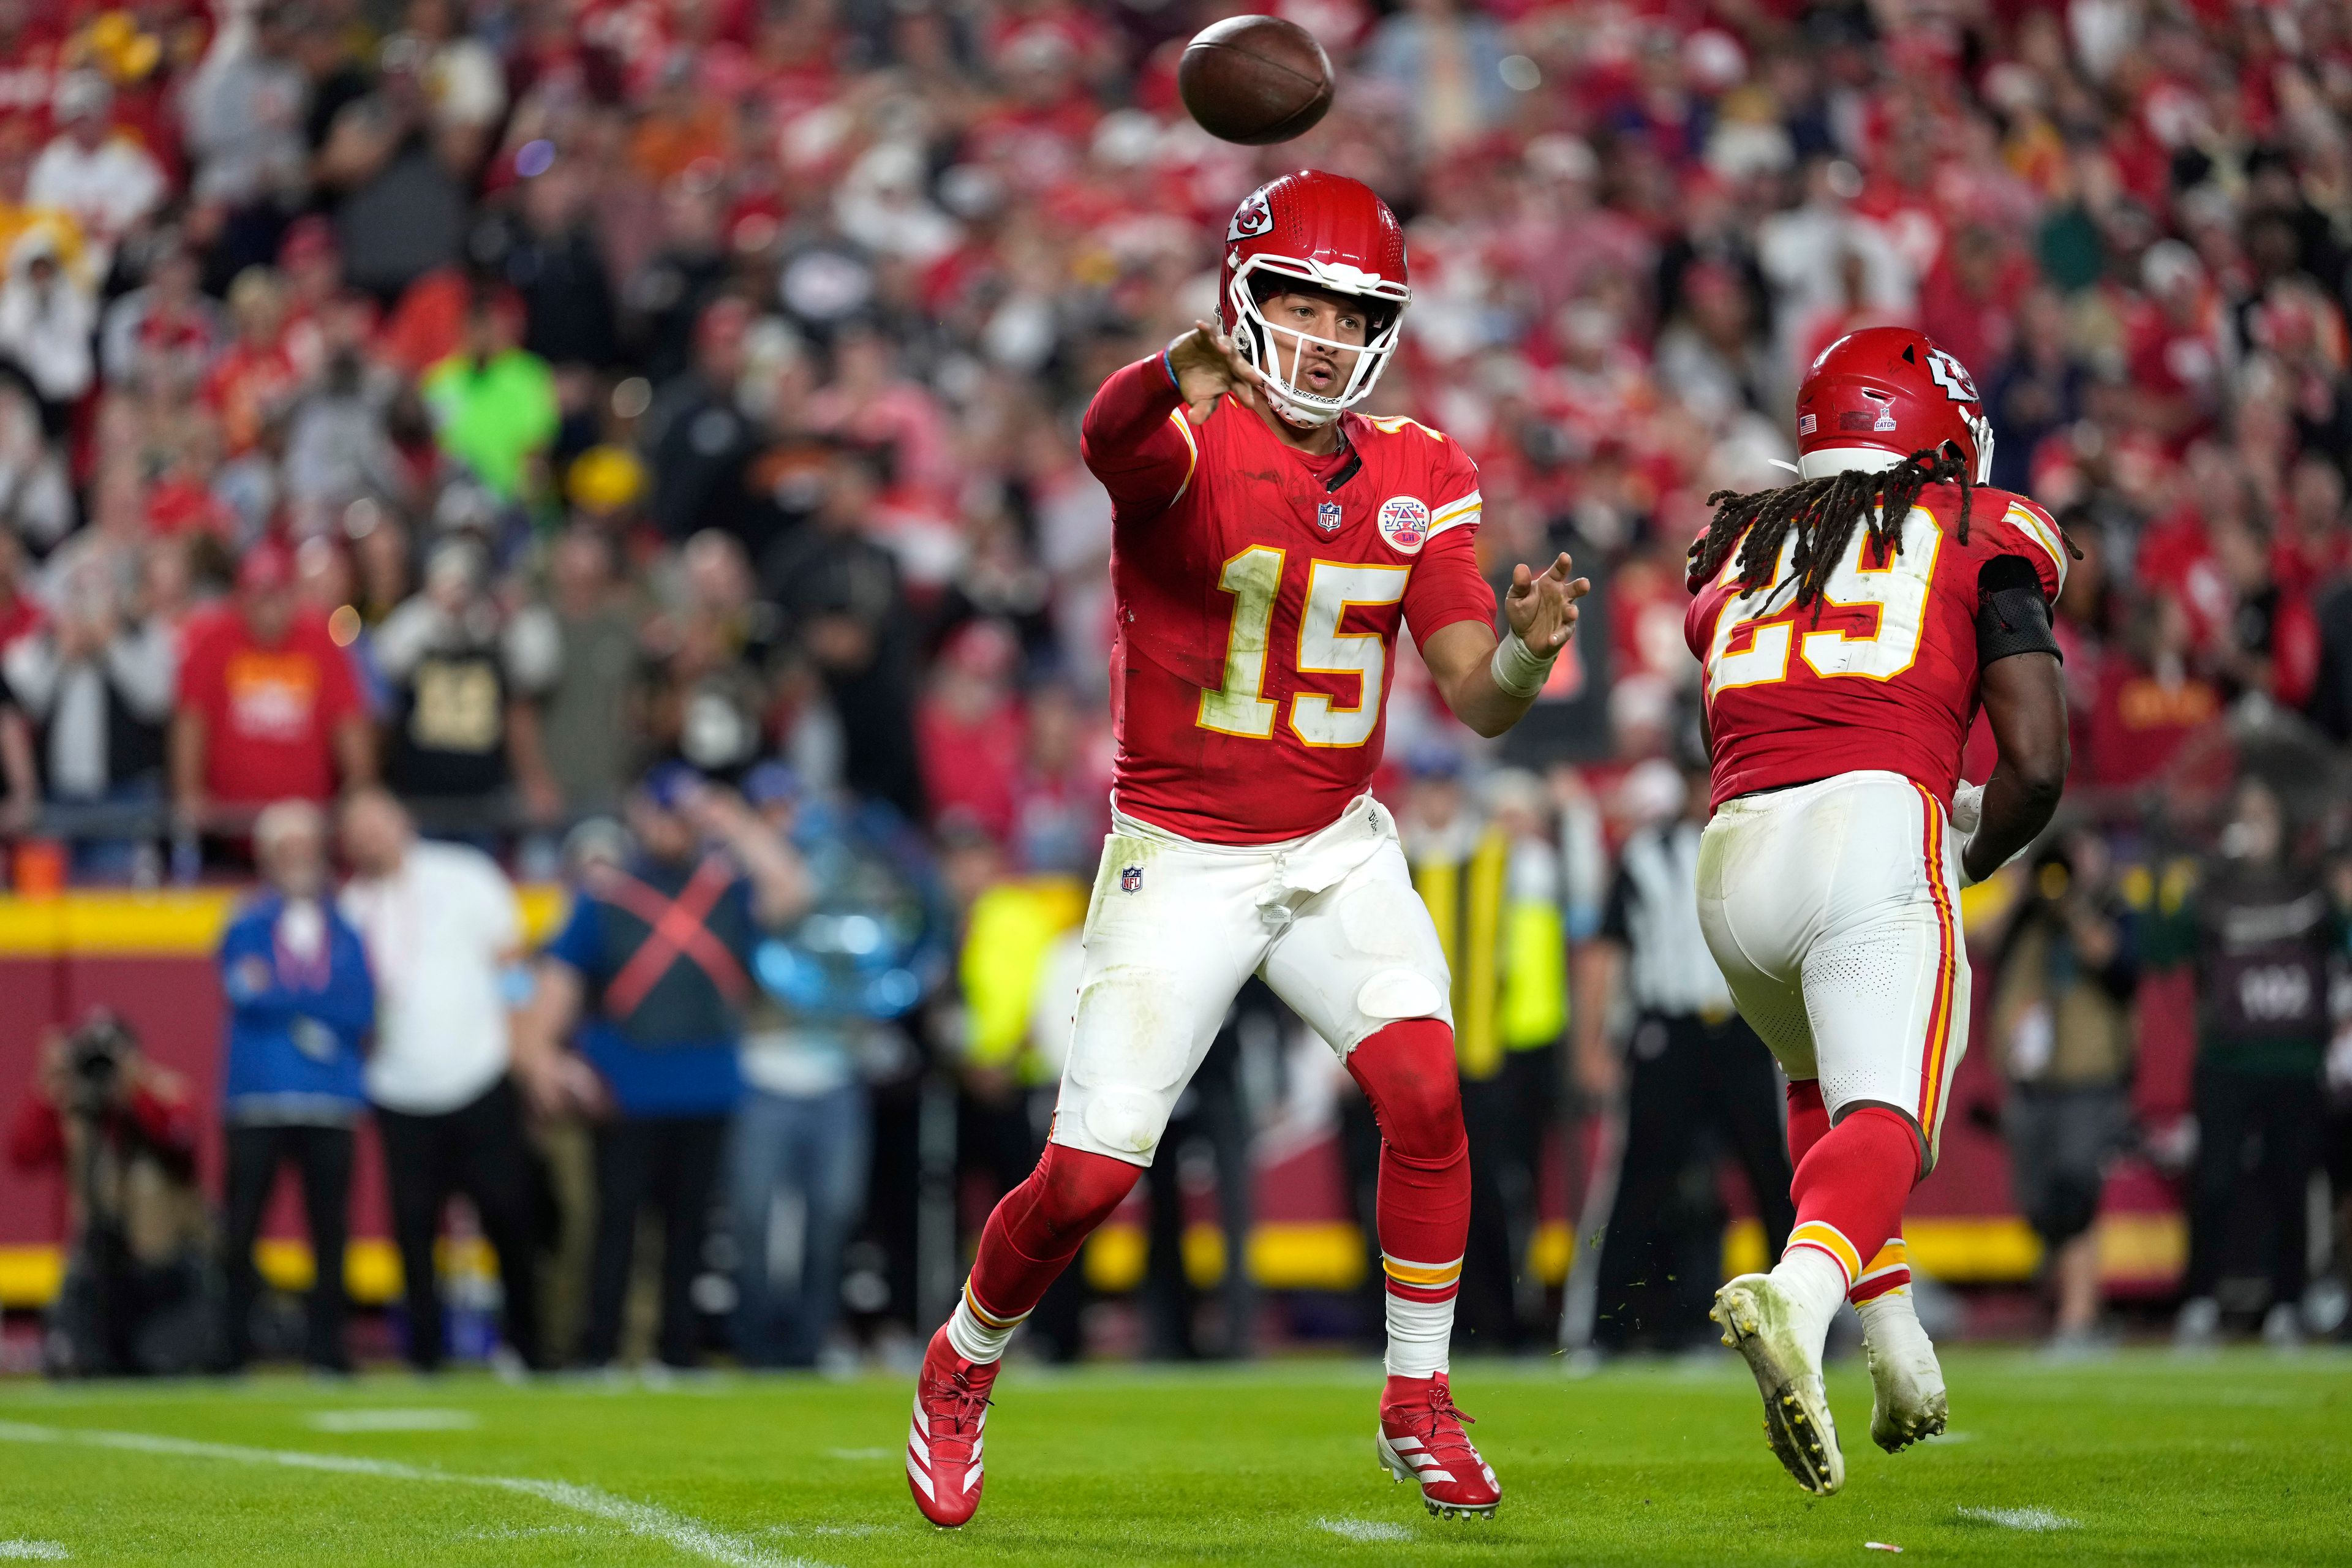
top-left (1167, 319), bottom-right (1265, 423)
top-left (1504, 552), bottom-right (1591, 657)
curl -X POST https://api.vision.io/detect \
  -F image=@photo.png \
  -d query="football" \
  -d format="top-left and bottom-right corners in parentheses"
top-left (1178, 14), bottom-right (1335, 145)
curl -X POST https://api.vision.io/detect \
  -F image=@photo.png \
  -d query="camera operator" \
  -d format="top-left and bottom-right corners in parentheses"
top-left (6, 1012), bottom-right (211, 1375)
top-left (1985, 833), bottom-right (2140, 1352)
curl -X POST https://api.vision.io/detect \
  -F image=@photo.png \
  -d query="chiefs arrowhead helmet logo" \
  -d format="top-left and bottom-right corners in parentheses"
top-left (1227, 187), bottom-right (1275, 243)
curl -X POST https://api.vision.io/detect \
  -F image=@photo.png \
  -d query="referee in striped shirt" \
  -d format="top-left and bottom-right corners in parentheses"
top-left (1571, 752), bottom-right (1795, 1352)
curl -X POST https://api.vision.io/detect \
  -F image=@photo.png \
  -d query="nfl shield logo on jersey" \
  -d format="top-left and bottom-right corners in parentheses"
top-left (1120, 864), bottom-right (1143, 893)
top-left (1377, 496), bottom-right (1431, 554)
top-left (1316, 501), bottom-right (1343, 534)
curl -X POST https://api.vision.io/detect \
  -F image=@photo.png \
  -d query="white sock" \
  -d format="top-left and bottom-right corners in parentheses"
top-left (1768, 1246), bottom-right (1852, 1367)
top-left (944, 1286), bottom-right (1022, 1365)
top-left (1385, 1292), bottom-right (1453, 1379)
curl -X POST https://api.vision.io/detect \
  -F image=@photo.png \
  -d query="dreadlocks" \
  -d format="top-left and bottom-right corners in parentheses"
top-left (1686, 442), bottom-right (2003, 613)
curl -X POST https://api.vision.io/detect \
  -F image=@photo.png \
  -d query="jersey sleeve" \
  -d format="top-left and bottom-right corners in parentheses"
top-left (1986, 495), bottom-right (2069, 602)
top-left (1403, 439), bottom-right (1493, 646)
top-left (1079, 353), bottom-right (1197, 518)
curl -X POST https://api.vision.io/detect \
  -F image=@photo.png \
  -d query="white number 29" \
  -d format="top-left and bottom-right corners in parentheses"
top-left (1704, 506), bottom-right (1942, 703)
top-left (1197, 548), bottom-right (1410, 748)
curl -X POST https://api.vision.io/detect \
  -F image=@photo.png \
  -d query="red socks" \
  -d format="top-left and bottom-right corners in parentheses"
top-left (956, 1141), bottom-right (1140, 1351)
top-left (1347, 1019), bottom-right (1471, 1377)
top-left (1785, 1080), bottom-right (1915, 1302)
top-left (1783, 1101), bottom-right (1921, 1294)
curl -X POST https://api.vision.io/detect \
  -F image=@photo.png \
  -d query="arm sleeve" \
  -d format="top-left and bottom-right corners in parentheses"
top-left (1976, 554), bottom-right (2063, 668)
top-left (1079, 354), bottom-right (1197, 517)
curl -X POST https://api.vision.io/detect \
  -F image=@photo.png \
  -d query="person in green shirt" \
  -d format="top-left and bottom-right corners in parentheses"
top-left (420, 289), bottom-right (558, 504)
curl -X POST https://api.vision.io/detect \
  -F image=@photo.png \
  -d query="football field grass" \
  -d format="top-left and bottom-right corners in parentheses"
top-left (1, 1347), bottom-right (2346, 1564)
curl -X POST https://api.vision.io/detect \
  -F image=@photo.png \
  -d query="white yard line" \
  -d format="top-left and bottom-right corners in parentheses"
top-left (0, 1420), bottom-right (824, 1568)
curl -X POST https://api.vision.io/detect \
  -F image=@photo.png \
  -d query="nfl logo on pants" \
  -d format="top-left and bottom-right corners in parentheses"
top-left (1120, 865), bottom-right (1144, 892)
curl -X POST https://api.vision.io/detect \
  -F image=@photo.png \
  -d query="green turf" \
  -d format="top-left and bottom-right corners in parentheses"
top-left (0, 1347), bottom-right (2346, 1564)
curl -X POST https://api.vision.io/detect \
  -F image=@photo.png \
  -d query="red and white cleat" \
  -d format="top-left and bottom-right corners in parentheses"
top-left (906, 1325), bottom-right (997, 1529)
top-left (1376, 1373), bottom-right (1501, 1520)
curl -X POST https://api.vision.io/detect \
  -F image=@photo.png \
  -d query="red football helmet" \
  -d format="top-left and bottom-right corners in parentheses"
top-left (1219, 170), bottom-right (1409, 427)
top-left (1795, 326), bottom-right (1994, 483)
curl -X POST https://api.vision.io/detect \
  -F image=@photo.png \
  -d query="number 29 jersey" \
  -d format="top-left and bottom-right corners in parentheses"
top-left (1683, 481), bottom-right (2068, 811)
top-left (1080, 356), bottom-right (1497, 844)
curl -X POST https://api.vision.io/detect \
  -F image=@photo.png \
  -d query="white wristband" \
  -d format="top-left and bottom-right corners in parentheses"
top-left (1490, 628), bottom-right (1556, 700)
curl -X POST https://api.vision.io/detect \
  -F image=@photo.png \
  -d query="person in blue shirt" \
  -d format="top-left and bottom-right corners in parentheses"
top-left (514, 764), bottom-right (805, 1368)
top-left (216, 799), bottom-right (377, 1373)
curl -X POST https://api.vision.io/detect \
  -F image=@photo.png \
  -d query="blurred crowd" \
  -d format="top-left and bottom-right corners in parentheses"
top-left (4, 0), bottom-right (2352, 1368)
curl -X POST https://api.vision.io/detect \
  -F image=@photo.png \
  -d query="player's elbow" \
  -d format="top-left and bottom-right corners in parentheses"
top-left (2011, 737), bottom-right (2069, 812)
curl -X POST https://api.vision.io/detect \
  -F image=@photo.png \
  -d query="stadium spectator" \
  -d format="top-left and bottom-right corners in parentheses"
top-left (506, 524), bottom-right (644, 818)
top-left (1575, 754), bottom-right (1794, 1353)
top-left (338, 787), bottom-right (543, 1373)
top-left (2163, 777), bottom-right (2346, 1349)
top-left (1986, 835), bottom-right (2141, 1352)
top-left (1, 549), bottom-right (174, 875)
top-left (726, 764), bottom-right (921, 1370)
top-left (26, 72), bottom-right (163, 277)
top-left (172, 540), bottom-right (374, 837)
top-left (513, 766), bottom-right (805, 1368)
top-left (216, 799), bottom-right (375, 1374)
top-left (372, 536), bottom-right (557, 824)
top-left (764, 443), bottom-right (922, 820)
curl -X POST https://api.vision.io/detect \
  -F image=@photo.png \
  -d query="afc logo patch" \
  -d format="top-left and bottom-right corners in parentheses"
top-left (1316, 500), bottom-right (1343, 534)
top-left (1120, 865), bottom-right (1144, 893)
top-left (1377, 495), bottom-right (1430, 553)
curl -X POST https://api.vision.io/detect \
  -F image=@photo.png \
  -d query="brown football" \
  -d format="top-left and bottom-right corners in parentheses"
top-left (1178, 14), bottom-right (1334, 146)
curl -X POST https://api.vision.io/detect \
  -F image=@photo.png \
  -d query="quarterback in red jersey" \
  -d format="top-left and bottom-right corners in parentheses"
top-left (1684, 327), bottom-right (2072, 1496)
top-left (904, 170), bottom-right (1588, 1529)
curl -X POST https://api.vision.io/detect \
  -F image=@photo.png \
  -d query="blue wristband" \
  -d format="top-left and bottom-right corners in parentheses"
top-left (1161, 345), bottom-right (1181, 393)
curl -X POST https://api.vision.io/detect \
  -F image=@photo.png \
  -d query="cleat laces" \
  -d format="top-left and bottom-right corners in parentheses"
top-left (1403, 1387), bottom-right (1480, 1464)
top-left (922, 1373), bottom-right (991, 1463)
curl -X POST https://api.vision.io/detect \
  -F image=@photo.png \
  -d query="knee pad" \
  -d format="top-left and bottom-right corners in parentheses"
top-left (1355, 968), bottom-right (1446, 1025)
top-left (1079, 1088), bottom-right (1170, 1164)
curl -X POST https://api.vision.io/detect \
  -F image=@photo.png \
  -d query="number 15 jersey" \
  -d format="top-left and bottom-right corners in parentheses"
top-left (1684, 482), bottom-right (2068, 810)
top-left (1079, 356), bottom-right (1497, 843)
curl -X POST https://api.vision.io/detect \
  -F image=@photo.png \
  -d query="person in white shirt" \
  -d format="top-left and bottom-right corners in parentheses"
top-left (26, 74), bottom-right (165, 280)
top-left (338, 786), bottom-right (545, 1370)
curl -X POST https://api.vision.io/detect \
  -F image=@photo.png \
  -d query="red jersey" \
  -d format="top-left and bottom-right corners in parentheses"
top-left (177, 606), bottom-right (366, 806)
top-left (1686, 482), bottom-right (2068, 810)
top-left (1080, 358), bottom-right (1495, 843)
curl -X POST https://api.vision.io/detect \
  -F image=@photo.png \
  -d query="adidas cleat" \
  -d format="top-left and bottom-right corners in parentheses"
top-left (1376, 1372), bottom-right (1501, 1519)
top-left (1711, 1274), bottom-right (1845, 1496)
top-left (905, 1325), bottom-right (996, 1528)
top-left (1862, 1310), bottom-right (1948, 1452)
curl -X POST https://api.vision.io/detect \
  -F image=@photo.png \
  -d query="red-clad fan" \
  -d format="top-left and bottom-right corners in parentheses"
top-left (1682, 326), bottom-right (2074, 1497)
top-left (904, 170), bottom-right (1590, 1531)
